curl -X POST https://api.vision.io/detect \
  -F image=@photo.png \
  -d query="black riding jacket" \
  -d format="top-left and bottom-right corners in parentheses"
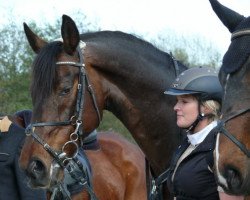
top-left (167, 128), bottom-right (219, 200)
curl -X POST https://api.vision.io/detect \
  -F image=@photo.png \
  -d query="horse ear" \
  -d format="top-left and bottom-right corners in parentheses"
top-left (23, 23), bottom-right (47, 54)
top-left (61, 15), bottom-right (80, 55)
top-left (209, 0), bottom-right (245, 33)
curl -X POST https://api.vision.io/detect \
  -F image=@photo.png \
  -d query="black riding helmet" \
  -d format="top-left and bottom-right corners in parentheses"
top-left (164, 66), bottom-right (223, 103)
top-left (164, 66), bottom-right (223, 132)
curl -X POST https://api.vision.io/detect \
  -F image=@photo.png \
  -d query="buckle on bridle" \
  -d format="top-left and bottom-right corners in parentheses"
top-left (25, 124), bottom-right (34, 136)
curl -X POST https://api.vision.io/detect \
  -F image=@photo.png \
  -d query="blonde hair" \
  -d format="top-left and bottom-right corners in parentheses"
top-left (202, 100), bottom-right (221, 121)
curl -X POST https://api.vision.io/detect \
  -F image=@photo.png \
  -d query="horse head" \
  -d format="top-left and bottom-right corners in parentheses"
top-left (19, 15), bottom-right (102, 188)
top-left (209, 0), bottom-right (250, 195)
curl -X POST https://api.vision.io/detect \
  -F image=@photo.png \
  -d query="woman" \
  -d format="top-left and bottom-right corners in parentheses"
top-left (164, 66), bottom-right (243, 200)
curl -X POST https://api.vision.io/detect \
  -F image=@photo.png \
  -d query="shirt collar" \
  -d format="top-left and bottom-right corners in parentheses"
top-left (187, 121), bottom-right (218, 146)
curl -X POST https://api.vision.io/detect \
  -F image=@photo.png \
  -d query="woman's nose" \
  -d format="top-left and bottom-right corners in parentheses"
top-left (174, 103), bottom-right (179, 111)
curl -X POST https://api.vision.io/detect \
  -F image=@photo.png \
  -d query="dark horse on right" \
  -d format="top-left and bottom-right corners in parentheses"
top-left (209, 0), bottom-right (250, 196)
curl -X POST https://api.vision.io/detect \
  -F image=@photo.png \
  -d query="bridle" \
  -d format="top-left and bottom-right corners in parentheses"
top-left (217, 74), bottom-right (250, 158)
top-left (231, 28), bottom-right (250, 40)
top-left (217, 107), bottom-right (250, 157)
top-left (25, 41), bottom-right (101, 199)
top-left (217, 28), bottom-right (250, 158)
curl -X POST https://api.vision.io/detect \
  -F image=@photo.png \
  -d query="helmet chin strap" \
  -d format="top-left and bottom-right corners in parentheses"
top-left (186, 98), bottom-right (206, 133)
top-left (186, 113), bottom-right (205, 133)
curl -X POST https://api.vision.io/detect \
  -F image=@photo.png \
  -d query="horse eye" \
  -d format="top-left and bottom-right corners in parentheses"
top-left (60, 87), bottom-right (71, 96)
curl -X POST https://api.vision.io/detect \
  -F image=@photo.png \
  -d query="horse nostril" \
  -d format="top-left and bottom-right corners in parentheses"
top-left (225, 167), bottom-right (242, 192)
top-left (27, 159), bottom-right (46, 180)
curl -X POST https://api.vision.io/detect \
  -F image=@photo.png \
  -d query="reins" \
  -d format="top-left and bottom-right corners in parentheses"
top-left (25, 42), bottom-right (100, 200)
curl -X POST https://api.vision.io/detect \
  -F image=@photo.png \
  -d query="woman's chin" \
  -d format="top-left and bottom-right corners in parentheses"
top-left (177, 122), bottom-right (190, 129)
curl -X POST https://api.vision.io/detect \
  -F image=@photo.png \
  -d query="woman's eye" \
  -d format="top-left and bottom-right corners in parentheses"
top-left (178, 100), bottom-right (188, 105)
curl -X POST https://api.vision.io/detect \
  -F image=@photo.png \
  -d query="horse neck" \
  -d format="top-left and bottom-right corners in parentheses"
top-left (105, 80), bottom-right (180, 174)
top-left (89, 49), bottom-right (182, 175)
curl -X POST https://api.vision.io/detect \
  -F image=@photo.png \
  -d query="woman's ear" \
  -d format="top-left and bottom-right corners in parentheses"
top-left (200, 105), bottom-right (211, 115)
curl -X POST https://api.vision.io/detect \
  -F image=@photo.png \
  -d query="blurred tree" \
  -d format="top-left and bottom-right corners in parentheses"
top-left (151, 29), bottom-right (222, 69)
top-left (0, 21), bottom-right (32, 114)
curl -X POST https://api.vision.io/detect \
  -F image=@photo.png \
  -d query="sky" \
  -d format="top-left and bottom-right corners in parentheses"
top-left (0, 0), bottom-right (250, 55)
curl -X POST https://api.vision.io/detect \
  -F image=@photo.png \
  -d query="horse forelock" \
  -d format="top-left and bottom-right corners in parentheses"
top-left (221, 16), bottom-right (250, 75)
top-left (31, 42), bottom-right (63, 104)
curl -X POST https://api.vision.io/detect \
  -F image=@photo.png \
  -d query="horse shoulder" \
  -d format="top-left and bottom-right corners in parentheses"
top-left (97, 132), bottom-right (146, 199)
top-left (97, 131), bottom-right (145, 167)
top-left (85, 131), bottom-right (146, 200)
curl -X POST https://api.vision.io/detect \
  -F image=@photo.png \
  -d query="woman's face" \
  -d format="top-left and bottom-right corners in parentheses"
top-left (174, 95), bottom-right (199, 128)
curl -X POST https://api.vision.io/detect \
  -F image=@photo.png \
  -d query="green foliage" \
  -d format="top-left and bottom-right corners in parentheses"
top-left (0, 22), bottom-right (33, 114)
top-left (0, 72), bottom-right (31, 114)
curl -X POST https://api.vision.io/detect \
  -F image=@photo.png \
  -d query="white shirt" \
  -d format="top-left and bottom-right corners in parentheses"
top-left (187, 121), bottom-right (218, 146)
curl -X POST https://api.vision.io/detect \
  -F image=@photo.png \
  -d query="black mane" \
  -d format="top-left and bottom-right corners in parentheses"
top-left (31, 41), bottom-right (63, 104)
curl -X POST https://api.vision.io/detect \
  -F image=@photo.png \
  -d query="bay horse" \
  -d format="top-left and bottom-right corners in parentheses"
top-left (11, 110), bottom-right (146, 200)
top-left (209, 0), bottom-right (250, 196)
top-left (19, 15), bottom-right (187, 199)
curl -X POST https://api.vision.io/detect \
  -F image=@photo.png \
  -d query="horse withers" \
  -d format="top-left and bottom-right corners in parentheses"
top-left (209, 0), bottom-right (250, 195)
top-left (19, 14), bottom-right (187, 199)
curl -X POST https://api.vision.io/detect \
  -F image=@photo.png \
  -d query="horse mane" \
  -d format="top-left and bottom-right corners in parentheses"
top-left (80, 31), bottom-right (164, 55)
top-left (31, 41), bottom-right (63, 104)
